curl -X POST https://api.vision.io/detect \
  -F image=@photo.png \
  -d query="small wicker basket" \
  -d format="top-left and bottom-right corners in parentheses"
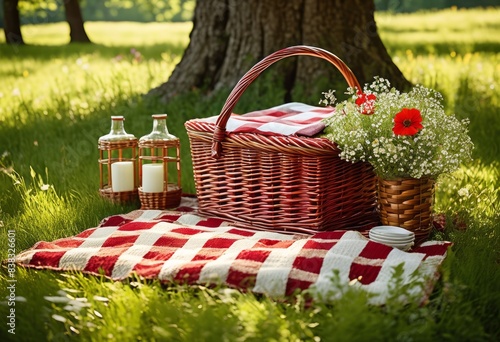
top-left (377, 177), bottom-right (435, 243)
top-left (185, 45), bottom-right (379, 234)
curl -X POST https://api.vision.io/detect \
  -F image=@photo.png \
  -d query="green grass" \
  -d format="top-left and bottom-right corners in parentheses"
top-left (376, 8), bottom-right (500, 55)
top-left (1, 7), bottom-right (500, 341)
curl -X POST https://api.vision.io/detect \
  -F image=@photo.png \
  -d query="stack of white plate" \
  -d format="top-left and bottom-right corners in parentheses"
top-left (369, 226), bottom-right (415, 251)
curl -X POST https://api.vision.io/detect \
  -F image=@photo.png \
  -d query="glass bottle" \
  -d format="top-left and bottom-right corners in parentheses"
top-left (99, 116), bottom-right (136, 142)
top-left (139, 114), bottom-right (177, 142)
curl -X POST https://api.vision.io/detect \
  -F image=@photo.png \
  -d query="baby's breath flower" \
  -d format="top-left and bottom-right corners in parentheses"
top-left (321, 78), bottom-right (474, 179)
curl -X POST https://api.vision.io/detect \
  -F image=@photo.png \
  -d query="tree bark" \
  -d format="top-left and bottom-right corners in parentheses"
top-left (3, 0), bottom-right (24, 45)
top-left (149, 0), bottom-right (410, 102)
top-left (64, 0), bottom-right (91, 43)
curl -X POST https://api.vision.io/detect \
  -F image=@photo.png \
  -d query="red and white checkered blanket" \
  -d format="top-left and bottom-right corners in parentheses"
top-left (15, 198), bottom-right (451, 304)
top-left (198, 102), bottom-right (335, 136)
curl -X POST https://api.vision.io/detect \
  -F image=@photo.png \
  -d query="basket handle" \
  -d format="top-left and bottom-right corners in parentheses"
top-left (211, 45), bottom-right (361, 158)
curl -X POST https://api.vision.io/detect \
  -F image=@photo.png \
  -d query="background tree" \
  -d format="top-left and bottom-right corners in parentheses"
top-left (149, 0), bottom-right (411, 102)
top-left (2, 0), bottom-right (91, 44)
top-left (3, 0), bottom-right (24, 44)
top-left (64, 0), bottom-right (90, 43)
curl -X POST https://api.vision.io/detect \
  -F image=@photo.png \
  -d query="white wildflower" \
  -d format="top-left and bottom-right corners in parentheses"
top-left (458, 188), bottom-right (469, 197)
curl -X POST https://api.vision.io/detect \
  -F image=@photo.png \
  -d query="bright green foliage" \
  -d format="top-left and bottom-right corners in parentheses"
top-left (1, 8), bottom-right (499, 342)
top-left (10, 0), bottom-right (195, 24)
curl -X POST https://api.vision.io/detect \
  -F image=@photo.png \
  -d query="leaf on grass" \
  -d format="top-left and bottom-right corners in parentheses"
top-left (45, 296), bottom-right (70, 304)
top-left (52, 314), bottom-right (67, 323)
top-left (94, 310), bottom-right (103, 319)
top-left (93, 295), bottom-right (109, 303)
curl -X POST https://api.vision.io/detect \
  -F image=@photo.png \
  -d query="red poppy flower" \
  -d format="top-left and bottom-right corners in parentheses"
top-left (355, 92), bottom-right (376, 115)
top-left (392, 108), bottom-right (423, 136)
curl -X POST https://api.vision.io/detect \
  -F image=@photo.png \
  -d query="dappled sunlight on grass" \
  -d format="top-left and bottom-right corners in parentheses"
top-left (0, 167), bottom-right (121, 251)
top-left (435, 161), bottom-right (500, 228)
top-left (0, 21), bottom-right (192, 46)
top-left (391, 53), bottom-right (499, 105)
top-left (85, 21), bottom-right (192, 47)
top-left (376, 7), bottom-right (500, 34)
top-left (0, 53), bottom-right (179, 126)
top-left (377, 8), bottom-right (500, 55)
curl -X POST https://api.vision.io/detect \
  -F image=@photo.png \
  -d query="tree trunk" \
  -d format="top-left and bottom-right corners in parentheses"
top-left (64, 0), bottom-right (91, 43)
top-left (149, 0), bottom-right (410, 102)
top-left (3, 0), bottom-right (24, 45)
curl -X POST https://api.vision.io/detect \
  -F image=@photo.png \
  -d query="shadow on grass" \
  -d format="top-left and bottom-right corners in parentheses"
top-left (0, 42), bottom-right (187, 61)
top-left (385, 41), bottom-right (500, 56)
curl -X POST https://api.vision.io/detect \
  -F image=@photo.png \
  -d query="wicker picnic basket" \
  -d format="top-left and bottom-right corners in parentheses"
top-left (185, 45), bottom-right (378, 234)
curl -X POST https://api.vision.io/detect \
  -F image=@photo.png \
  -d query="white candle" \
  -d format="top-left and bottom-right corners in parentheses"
top-left (142, 163), bottom-right (164, 193)
top-left (111, 161), bottom-right (134, 192)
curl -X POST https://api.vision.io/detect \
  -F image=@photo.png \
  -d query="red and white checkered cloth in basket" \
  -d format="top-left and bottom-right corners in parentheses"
top-left (15, 198), bottom-right (451, 305)
top-left (198, 102), bottom-right (335, 136)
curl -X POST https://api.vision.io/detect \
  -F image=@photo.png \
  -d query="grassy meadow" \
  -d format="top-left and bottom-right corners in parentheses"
top-left (1, 7), bottom-right (499, 341)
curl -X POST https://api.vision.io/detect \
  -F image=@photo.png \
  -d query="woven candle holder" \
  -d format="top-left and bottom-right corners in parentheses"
top-left (377, 177), bottom-right (435, 243)
top-left (98, 139), bottom-right (139, 204)
top-left (138, 114), bottom-right (182, 210)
